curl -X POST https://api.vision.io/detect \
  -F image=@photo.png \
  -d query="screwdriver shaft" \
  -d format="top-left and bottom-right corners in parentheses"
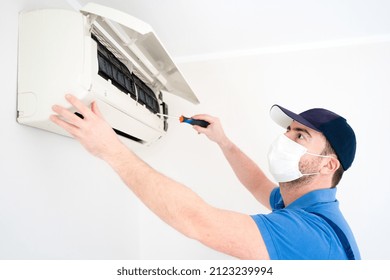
top-left (156, 113), bottom-right (181, 119)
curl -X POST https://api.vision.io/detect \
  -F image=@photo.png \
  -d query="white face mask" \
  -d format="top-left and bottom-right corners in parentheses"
top-left (267, 134), bottom-right (332, 183)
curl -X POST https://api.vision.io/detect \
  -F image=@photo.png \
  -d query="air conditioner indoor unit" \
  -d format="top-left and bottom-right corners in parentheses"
top-left (17, 3), bottom-right (199, 145)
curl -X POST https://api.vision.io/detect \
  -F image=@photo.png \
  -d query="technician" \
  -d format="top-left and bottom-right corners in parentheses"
top-left (51, 94), bottom-right (360, 260)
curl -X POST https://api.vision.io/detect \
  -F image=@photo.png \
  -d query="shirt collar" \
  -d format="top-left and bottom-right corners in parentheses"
top-left (275, 188), bottom-right (338, 210)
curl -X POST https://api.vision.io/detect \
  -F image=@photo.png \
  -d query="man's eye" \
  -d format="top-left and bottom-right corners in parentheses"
top-left (298, 134), bottom-right (305, 140)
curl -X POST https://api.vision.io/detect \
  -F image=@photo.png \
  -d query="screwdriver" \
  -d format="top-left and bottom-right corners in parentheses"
top-left (156, 113), bottom-right (210, 128)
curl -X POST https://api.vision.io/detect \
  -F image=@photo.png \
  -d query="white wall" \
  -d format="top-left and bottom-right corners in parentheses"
top-left (138, 41), bottom-right (390, 259)
top-left (1, 0), bottom-right (389, 260)
top-left (1, 0), bottom-right (142, 259)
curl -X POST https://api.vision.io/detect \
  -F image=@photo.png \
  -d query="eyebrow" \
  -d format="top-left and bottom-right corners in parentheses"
top-left (287, 125), bottom-right (312, 138)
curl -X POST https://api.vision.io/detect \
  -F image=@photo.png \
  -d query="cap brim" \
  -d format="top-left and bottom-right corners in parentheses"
top-left (270, 105), bottom-right (319, 131)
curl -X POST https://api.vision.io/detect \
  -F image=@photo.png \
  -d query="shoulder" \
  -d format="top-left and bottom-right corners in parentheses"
top-left (252, 209), bottom-right (341, 259)
top-left (254, 208), bottom-right (329, 233)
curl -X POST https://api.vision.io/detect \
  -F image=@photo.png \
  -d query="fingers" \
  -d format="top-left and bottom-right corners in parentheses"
top-left (50, 94), bottom-right (97, 136)
top-left (64, 94), bottom-right (93, 119)
top-left (50, 94), bottom-right (123, 159)
top-left (192, 124), bottom-right (208, 134)
top-left (191, 114), bottom-right (216, 133)
top-left (190, 114), bottom-right (227, 145)
top-left (91, 101), bottom-right (104, 119)
top-left (50, 114), bottom-right (81, 138)
top-left (191, 114), bottom-right (216, 124)
top-left (51, 104), bottom-right (84, 128)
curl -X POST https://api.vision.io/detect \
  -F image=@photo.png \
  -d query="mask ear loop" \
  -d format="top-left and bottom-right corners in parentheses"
top-left (305, 152), bottom-right (334, 158)
top-left (302, 153), bottom-right (337, 176)
top-left (301, 172), bottom-right (320, 176)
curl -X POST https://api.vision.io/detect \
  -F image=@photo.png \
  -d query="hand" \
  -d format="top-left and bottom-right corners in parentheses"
top-left (50, 94), bottom-right (124, 160)
top-left (191, 114), bottom-right (231, 148)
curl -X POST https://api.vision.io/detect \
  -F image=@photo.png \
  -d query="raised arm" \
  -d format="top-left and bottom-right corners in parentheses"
top-left (50, 95), bottom-right (269, 259)
top-left (192, 114), bottom-right (275, 209)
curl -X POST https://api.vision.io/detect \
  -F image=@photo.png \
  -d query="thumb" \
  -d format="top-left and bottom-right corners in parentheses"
top-left (91, 101), bottom-right (104, 119)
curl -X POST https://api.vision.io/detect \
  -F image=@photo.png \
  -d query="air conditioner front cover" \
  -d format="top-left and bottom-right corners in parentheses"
top-left (80, 3), bottom-right (199, 104)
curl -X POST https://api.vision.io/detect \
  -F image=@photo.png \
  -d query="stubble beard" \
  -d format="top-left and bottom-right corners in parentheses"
top-left (280, 157), bottom-right (322, 189)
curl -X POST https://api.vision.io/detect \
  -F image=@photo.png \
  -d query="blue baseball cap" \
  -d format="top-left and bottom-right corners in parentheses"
top-left (270, 105), bottom-right (356, 171)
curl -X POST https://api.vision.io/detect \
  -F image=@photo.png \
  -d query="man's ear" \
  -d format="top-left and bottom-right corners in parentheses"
top-left (321, 156), bottom-right (340, 175)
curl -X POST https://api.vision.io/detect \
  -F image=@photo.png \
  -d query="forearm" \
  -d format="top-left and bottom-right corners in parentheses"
top-left (102, 142), bottom-right (209, 239)
top-left (218, 138), bottom-right (275, 208)
top-left (191, 114), bottom-right (274, 208)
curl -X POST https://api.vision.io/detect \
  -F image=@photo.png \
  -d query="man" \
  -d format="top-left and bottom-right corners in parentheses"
top-left (50, 94), bottom-right (360, 259)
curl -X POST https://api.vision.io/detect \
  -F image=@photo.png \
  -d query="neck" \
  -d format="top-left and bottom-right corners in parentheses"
top-left (279, 176), bottom-right (331, 206)
top-left (279, 184), bottom-right (309, 206)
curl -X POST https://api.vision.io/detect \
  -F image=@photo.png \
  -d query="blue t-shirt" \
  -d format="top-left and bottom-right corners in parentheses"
top-left (251, 187), bottom-right (361, 260)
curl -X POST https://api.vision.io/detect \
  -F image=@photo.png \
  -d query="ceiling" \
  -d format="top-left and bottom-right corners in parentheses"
top-left (69, 0), bottom-right (390, 62)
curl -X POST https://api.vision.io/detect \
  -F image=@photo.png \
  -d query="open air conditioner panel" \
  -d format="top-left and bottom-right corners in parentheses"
top-left (81, 3), bottom-right (199, 104)
top-left (17, 3), bottom-right (199, 145)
